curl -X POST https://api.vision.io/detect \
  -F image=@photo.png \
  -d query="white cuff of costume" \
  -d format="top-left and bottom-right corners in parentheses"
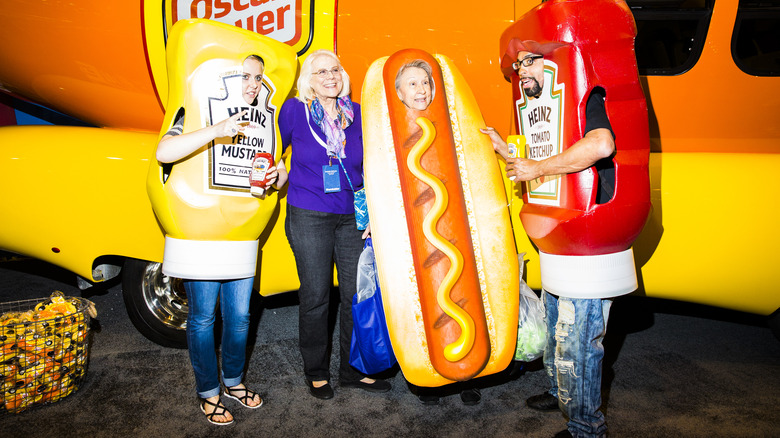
top-left (162, 236), bottom-right (259, 280)
top-left (540, 248), bottom-right (637, 299)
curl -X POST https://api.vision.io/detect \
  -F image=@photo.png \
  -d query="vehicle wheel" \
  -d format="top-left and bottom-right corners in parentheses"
top-left (769, 309), bottom-right (780, 341)
top-left (122, 258), bottom-right (188, 348)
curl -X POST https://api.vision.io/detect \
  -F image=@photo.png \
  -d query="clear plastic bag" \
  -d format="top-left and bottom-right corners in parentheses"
top-left (514, 253), bottom-right (547, 362)
top-left (355, 238), bottom-right (376, 303)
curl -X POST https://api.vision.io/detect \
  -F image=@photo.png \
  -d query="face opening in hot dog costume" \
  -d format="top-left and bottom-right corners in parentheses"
top-left (146, 19), bottom-right (296, 280)
top-left (362, 49), bottom-right (520, 387)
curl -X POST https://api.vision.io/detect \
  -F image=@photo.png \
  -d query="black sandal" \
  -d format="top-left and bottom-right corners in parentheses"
top-left (224, 385), bottom-right (264, 409)
top-left (200, 397), bottom-right (234, 426)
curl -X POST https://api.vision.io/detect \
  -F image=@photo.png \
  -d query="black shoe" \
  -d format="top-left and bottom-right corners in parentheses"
top-left (418, 394), bottom-right (440, 405)
top-left (306, 380), bottom-right (334, 400)
top-left (460, 388), bottom-right (481, 406)
top-left (553, 429), bottom-right (573, 438)
top-left (340, 378), bottom-right (392, 393)
top-left (526, 392), bottom-right (559, 411)
top-left (509, 360), bottom-right (526, 378)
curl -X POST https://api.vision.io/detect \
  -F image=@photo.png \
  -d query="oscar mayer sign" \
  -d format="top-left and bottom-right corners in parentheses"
top-left (171, 0), bottom-right (303, 46)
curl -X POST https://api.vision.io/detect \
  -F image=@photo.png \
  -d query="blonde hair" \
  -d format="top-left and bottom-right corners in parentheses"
top-left (296, 49), bottom-right (351, 103)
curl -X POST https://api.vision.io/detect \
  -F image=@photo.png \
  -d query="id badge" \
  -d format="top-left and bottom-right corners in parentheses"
top-left (323, 164), bottom-right (341, 193)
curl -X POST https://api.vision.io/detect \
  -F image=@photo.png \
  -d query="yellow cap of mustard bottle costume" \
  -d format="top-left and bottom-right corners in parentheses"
top-left (147, 19), bottom-right (296, 280)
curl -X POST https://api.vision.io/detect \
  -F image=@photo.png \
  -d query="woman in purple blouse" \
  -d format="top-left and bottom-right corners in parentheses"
top-left (277, 49), bottom-right (391, 400)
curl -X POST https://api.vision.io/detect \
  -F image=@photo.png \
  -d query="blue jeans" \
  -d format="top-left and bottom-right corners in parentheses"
top-left (285, 204), bottom-right (365, 383)
top-left (184, 277), bottom-right (254, 398)
top-left (542, 291), bottom-right (612, 438)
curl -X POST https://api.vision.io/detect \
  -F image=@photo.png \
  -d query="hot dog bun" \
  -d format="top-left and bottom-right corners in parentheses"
top-left (362, 49), bottom-right (519, 387)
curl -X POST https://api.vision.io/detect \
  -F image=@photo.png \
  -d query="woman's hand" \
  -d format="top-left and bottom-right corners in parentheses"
top-left (272, 160), bottom-right (288, 190)
top-left (215, 110), bottom-right (248, 138)
top-left (361, 223), bottom-right (371, 239)
top-left (263, 166), bottom-right (279, 190)
top-left (253, 162), bottom-right (288, 199)
top-left (156, 110), bottom-right (249, 163)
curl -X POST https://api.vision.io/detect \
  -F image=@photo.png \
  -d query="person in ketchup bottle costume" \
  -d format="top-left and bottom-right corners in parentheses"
top-left (481, 41), bottom-right (617, 438)
top-left (156, 54), bottom-right (283, 426)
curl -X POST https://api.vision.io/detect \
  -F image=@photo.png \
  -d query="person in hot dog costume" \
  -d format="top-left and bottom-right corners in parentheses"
top-left (481, 1), bottom-right (651, 437)
top-left (393, 59), bottom-right (484, 406)
top-left (147, 20), bottom-right (296, 425)
top-left (362, 49), bottom-right (520, 389)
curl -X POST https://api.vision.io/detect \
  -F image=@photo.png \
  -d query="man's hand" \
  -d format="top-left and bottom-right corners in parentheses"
top-left (479, 127), bottom-right (509, 160)
top-left (506, 157), bottom-right (543, 182)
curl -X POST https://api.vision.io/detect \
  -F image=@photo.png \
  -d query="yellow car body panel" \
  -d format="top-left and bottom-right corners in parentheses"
top-left (635, 153), bottom-right (780, 315)
top-left (0, 126), bottom-right (163, 276)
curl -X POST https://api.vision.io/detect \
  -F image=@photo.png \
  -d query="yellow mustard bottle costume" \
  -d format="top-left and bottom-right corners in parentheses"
top-left (147, 19), bottom-right (296, 280)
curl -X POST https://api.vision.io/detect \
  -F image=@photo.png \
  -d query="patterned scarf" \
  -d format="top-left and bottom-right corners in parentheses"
top-left (308, 96), bottom-right (354, 158)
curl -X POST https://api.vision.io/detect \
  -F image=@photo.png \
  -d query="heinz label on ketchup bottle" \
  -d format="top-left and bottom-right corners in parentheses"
top-left (250, 152), bottom-right (274, 196)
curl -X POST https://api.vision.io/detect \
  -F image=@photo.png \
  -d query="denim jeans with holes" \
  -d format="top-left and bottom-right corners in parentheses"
top-left (184, 277), bottom-right (254, 399)
top-left (542, 290), bottom-right (612, 438)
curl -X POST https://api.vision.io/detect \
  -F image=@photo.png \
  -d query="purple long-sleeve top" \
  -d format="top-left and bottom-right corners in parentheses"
top-left (278, 98), bottom-right (364, 215)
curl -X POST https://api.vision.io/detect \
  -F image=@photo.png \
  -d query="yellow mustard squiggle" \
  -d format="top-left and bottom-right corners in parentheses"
top-left (407, 116), bottom-right (475, 362)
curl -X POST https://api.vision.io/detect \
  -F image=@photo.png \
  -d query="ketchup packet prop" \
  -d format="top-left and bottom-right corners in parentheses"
top-left (350, 238), bottom-right (396, 374)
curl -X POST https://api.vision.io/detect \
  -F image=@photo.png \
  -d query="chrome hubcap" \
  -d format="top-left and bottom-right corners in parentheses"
top-left (140, 262), bottom-right (187, 330)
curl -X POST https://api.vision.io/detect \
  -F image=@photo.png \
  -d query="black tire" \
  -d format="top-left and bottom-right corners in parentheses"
top-left (122, 258), bottom-right (188, 348)
top-left (769, 309), bottom-right (780, 341)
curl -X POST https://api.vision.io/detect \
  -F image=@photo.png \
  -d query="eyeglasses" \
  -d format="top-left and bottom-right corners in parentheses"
top-left (313, 67), bottom-right (342, 78)
top-left (512, 55), bottom-right (544, 71)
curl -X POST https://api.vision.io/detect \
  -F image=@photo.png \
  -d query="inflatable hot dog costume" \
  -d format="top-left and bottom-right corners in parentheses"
top-left (500, 0), bottom-right (651, 296)
top-left (147, 19), bottom-right (296, 279)
top-left (362, 49), bottom-right (519, 387)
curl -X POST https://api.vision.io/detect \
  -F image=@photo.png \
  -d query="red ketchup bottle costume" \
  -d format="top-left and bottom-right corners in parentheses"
top-left (499, 0), bottom-right (651, 297)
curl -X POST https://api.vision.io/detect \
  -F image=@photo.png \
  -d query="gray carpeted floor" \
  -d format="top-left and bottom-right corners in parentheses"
top-left (1, 259), bottom-right (779, 437)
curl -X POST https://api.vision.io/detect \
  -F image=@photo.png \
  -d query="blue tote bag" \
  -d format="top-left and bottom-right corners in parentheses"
top-left (349, 237), bottom-right (396, 374)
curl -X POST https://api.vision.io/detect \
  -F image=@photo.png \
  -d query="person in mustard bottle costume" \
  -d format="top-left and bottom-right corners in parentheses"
top-left (156, 54), bottom-right (285, 426)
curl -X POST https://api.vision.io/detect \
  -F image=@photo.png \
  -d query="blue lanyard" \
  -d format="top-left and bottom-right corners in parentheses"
top-left (335, 155), bottom-right (357, 193)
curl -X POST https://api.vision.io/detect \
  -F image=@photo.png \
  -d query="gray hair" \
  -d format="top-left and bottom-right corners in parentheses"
top-left (394, 59), bottom-right (436, 102)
